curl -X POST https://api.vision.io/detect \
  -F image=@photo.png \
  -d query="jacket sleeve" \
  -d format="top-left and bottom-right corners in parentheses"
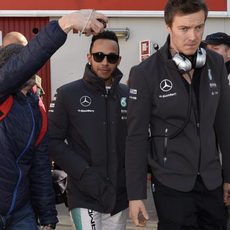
top-left (48, 89), bottom-right (89, 180)
top-left (0, 21), bottom-right (67, 101)
top-left (125, 65), bottom-right (152, 200)
top-left (29, 133), bottom-right (58, 226)
top-left (214, 57), bottom-right (230, 183)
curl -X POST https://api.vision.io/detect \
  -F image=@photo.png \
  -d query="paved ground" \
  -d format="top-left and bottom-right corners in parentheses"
top-left (56, 180), bottom-right (158, 230)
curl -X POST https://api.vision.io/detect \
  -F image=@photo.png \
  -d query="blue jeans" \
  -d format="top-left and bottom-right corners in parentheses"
top-left (0, 202), bottom-right (38, 230)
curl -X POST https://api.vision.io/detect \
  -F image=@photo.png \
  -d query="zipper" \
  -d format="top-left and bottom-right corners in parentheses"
top-left (191, 74), bottom-right (201, 175)
top-left (197, 122), bottom-right (201, 175)
top-left (191, 91), bottom-right (201, 175)
top-left (104, 92), bottom-right (110, 179)
top-left (163, 128), bottom-right (168, 166)
top-left (7, 102), bottom-right (35, 215)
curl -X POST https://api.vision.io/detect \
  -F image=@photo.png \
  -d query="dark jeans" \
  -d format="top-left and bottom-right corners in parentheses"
top-left (152, 176), bottom-right (227, 230)
top-left (0, 202), bottom-right (38, 230)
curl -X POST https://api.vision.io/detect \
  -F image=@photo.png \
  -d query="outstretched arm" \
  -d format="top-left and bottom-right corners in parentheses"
top-left (0, 10), bottom-right (107, 100)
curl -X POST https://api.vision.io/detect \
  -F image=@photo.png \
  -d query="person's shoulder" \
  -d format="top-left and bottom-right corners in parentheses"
top-left (206, 49), bottom-right (226, 76)
top-left (58, 79), bottom-right (83, 93)
top-left (118, 83), bottom-right (129, 93)
top-left (206, 48), bottom-right (224, 63)
top-left (129, 54), bottom-right (157, 81)
top-left (133, 54), bottom-right (156, 71)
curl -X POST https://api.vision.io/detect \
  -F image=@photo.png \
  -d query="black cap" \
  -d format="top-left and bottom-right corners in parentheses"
top-left (204, 32), bottom-right (230, 47)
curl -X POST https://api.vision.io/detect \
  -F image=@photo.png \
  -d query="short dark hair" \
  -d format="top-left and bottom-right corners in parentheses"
top-left (164, 0), bottom-right (208, 27)
top-left (0, 44), bottom-right (24, 68)
top-left (89, 30), bottom-right (120, 54)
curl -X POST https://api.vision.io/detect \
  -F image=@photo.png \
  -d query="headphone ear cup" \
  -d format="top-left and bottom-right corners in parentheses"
top-left (194, 47), bottom-right (206, 68)
top-left (172, 53), bottom-right (192, 73)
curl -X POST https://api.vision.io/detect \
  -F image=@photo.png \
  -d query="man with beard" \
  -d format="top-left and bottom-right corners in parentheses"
top-left (48, 31), bottom-right (129, 230)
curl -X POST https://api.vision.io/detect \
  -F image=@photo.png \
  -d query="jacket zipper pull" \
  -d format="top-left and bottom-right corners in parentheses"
top-left (163, 128), bottom-right (168, 165)
top-left (196, 122), bottom-right (200, 136)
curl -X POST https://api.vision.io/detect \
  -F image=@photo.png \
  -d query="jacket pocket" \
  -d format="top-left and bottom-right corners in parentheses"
top-left (78, 167), bottom-right (116, 213)
top-left (148, 128), bottom-right (168, 168)
top-left (98, 179), bottom-right (116, 213)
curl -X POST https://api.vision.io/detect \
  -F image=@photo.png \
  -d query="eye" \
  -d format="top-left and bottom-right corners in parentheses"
top-left (195, 25), bottom-right (204, 32)
top-left (180, 27), bottom-right (188, 32)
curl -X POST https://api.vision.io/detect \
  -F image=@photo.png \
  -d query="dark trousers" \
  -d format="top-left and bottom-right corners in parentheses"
top-left (152, 176), bottom-right (227, 230)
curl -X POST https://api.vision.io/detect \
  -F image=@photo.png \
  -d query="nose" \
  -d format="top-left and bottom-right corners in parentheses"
top-left (188, 29), bottom-right (197, 41)
top-left (101, 56), bottom-right (109, 64)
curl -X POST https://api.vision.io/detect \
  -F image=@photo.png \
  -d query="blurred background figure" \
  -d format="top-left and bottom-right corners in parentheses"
top-left (34, 74), bottom-right (45, 98)
top-left (2, 31), bottom-right (28, 47)
top-left (204, 32), bottom-right (230, 73)
top-left (2, 32), bottom-right (46, 99)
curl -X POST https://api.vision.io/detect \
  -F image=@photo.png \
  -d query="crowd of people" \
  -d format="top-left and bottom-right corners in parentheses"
top-left (0, 1), bottom-right (230, 230)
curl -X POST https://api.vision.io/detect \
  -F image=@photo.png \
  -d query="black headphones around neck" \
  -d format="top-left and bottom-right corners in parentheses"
top-left (172, 47), bottom-right (206, 73)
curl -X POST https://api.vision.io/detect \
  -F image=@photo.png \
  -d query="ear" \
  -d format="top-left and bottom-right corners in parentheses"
top-left (87, 53), bottom-right (92, 65)
top-left (166, 25), bottom-right (171, 34)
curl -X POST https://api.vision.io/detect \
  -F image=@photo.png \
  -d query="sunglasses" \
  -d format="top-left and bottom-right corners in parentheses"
top-left (91, 52), bottom-right (119, 64)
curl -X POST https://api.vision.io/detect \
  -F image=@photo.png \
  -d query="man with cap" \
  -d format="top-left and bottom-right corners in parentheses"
top-left (205, 31), bottom-right (230, 229)
top-left (204, 32), bottom-right (230, 74)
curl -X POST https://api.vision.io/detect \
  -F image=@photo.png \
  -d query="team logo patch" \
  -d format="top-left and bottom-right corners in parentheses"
top-left (208, 69), bottom-right (213, 81)
top-left (80, 96), bottom-right (92, 107)
top-left (120, 97), bottom-right (127, 107)
top-left (160, 79), bottom-right (173, 92)
top-left (130, 88), bottom-right (137, 94)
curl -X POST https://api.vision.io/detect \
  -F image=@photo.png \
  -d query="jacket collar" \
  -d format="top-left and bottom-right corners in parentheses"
top-left (83, 63), bottom-right (123, 95)
top-left (158, 36), bottom-right (178, 71)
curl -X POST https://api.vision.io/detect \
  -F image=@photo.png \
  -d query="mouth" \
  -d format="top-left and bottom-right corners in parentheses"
top-left (185, 44), bottom-right (197, 48)
top-left (99, 68), bottom-right (110, 73)
top-left (183, 44), bottom-right (199, 54)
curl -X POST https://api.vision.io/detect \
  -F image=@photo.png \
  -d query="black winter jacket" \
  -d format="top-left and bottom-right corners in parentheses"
top-left (126, 38), bottom-right (230, 200)
top-left (226, 61), bottom-right (230, 74)
top-left (0, 21), bottom-right (67, 224)
top-left (49, 64), bottom-right (129, 214)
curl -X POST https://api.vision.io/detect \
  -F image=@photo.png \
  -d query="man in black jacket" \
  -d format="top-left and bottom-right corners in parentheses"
top-left (0, 10), bottom-right (107, 230)
top-left (126, 0), bottom-right (230, 229)
top-left (48, 31), bottom-right (129, 230)
top-left (204, 32), bottom-right (230, 74)
top-left (204, 32), bottom-right (230, 230)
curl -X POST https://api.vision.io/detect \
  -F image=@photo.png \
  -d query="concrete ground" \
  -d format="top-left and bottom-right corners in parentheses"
top-left (56, 180), bottom-right (158, 230)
